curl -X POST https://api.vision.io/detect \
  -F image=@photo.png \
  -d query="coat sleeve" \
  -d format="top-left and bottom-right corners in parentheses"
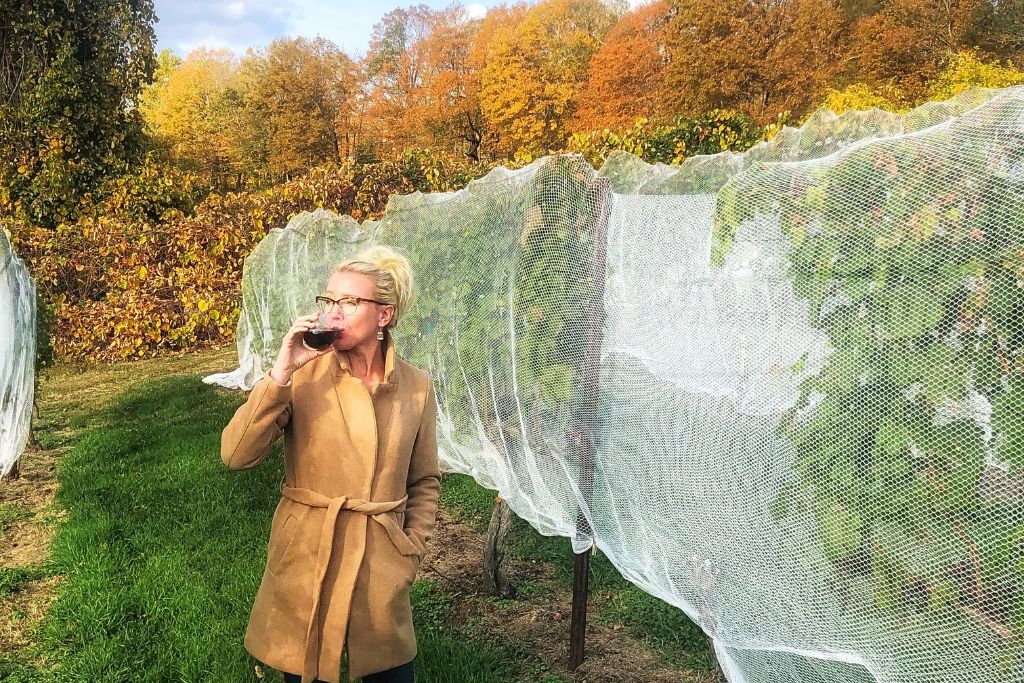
top-left (221, 369), bottom-right (293, 470)
top-left (403, 378), bottom-right (441, 556)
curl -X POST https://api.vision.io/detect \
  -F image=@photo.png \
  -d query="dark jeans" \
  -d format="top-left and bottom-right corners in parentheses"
top-left (283, 659), bottom-right (414, 683)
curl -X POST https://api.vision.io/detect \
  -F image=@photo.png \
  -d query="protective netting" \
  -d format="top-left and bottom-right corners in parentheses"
top-left (206, 86), bottom-right (1024, 683)
top-left (0, 228), bottom-right (36, 477)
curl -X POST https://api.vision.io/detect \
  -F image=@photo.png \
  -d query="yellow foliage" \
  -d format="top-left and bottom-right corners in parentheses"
top-left (928, 50), bottom-right (1024, 101)
top-left (818, 51), bottom-right (1024, 119)
top-left (818, 83), bottom-right (907, 116)
top-left (479, 0), bottom-right (617, 157)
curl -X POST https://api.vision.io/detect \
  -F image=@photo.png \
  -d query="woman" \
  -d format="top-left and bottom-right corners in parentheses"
top-left (221, 246), bottom-right (441, 683)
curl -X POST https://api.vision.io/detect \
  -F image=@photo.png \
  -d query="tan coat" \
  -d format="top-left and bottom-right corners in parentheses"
top-left (220, 328), bottom-right (441, 683)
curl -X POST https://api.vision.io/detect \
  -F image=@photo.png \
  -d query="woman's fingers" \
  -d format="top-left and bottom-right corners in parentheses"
top-left (289, 315), bottom-right (319, 333)
top-left (288, 321), bottom-right (316, 336)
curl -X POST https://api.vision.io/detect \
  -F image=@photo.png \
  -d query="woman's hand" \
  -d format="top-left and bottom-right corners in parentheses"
top-left (269, 313), bottom-right (333, 385)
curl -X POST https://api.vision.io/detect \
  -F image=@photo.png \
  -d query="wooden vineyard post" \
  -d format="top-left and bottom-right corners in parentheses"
top-left (568, 176), bottom-right (612, 672)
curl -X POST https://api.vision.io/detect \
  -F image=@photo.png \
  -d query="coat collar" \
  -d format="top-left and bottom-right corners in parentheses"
top-left (329, 326), bottom-right (400, 387)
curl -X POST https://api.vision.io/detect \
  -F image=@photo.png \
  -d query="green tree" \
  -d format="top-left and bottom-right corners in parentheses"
top-left (0, 0), bottom-right (157, 227)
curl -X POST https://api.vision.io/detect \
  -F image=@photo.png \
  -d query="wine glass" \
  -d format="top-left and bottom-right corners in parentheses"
top-left (302, 310), bottom-right (340, 351)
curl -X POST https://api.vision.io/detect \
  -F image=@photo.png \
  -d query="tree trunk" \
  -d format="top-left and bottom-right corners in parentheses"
top-left (483, 496), bottom-right (516, 598)
top-left (4, 457), bottom-right (20, 481)
top-left (463, 111), bottom-right (482, 162)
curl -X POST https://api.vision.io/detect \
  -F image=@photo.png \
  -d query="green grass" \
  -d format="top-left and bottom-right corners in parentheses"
top-left (438, 472), bottom-right (497, 531)
top-left (0, 566), bottom-right (50, 597)
top-left (6, 373), bottom-right (565, 683)
top-left (0, 501), bottom-right (32, 530)
top-left (33, 376), bottom-right (276, 682)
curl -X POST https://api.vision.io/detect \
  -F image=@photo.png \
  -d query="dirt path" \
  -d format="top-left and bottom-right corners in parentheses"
top-left (421, 506), bottom-right (713, 683)
top-left (0, 441), bottom-right (63, 662)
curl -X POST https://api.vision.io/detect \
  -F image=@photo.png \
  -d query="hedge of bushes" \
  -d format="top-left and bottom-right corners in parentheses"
top-left (5, 151), bottom-right (490, 361)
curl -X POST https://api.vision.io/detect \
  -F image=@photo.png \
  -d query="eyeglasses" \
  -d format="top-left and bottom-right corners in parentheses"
top-left (315, 295), bottom-right (388, 316)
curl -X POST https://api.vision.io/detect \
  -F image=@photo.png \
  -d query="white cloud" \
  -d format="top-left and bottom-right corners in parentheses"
top-left (284, 1), bottom-right (372, 55)
top-left (155, 0), bottom-right (291, 55)
top-left (222, 2), bottom-right (246, 21)
top-left (155, 1), bottom-right (512, 58)
top-left (175, 35), bottom-right (236, 56)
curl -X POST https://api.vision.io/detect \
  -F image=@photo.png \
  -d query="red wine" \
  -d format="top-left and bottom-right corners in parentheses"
top-left (302, 328), bottom-right (340, 350)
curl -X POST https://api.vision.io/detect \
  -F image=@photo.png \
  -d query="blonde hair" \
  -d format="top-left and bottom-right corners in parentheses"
top-left (332, 245), bottom-right (415, 329)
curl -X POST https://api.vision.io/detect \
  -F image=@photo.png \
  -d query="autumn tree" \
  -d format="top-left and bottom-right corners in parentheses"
top-left (463, 3), bottom-right (531, 159)
top-left (361, 3), bottom-right (540, 162)
top-left (839, 0), bottom-right (884, 21)
top-left (362, 4), bottom-right (485, 159)
top-left (142, 49), bottom-right (184, 120)
top-left (140, 48), bottom-right (241, 189)
top-left (663, 0), bottom-right (847, 124)
top-left (0, 0), bottom-right (157, 227)
top-left (415, 8), bottom-right (486, 160)
top-left (852, 0), bottom-right (995, 102)
top-left (983, 0), bottom-right (1023, 60)
top-left (362, 5), bottom-right (443, 155)
top-left (479, 0), bottom-right (618, 157)
top-left (248, 37), bottom-right (359, 178)
top-left (571, 1), bottom-right (673, 132)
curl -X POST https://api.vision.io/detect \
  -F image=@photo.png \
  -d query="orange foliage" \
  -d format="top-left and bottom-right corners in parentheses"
top-left (663, 0), bottom-right (847, 124)
top-left (852, 0), bottom-right (993, 102)
top-left (571, 2), bottom-right (673, 132)
top-left (254, 37), bottom-right (360, 177)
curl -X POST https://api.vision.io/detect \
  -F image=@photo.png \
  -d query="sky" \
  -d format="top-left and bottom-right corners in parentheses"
top-left (153, 1), bottom-right (646, 58)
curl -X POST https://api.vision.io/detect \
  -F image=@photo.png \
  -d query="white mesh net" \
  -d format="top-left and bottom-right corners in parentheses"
top-left (207, 86), bottom-right (1024, 682)
top-left (0, 228), bottom-right (36, 477)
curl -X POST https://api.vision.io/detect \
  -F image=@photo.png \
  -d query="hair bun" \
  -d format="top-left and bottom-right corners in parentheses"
top-left (336, 245), bottom-right (415, 329)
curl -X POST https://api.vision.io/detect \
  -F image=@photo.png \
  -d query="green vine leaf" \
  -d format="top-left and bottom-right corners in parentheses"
top-left (817, 505), bottom-right (863, 563)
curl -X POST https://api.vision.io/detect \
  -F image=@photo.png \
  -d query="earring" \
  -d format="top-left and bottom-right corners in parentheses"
top-left (377, 326), bottom-right (385, 341)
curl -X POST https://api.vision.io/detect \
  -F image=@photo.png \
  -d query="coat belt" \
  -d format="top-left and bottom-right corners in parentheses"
top-left (280, 485), bottom-right (419, 683)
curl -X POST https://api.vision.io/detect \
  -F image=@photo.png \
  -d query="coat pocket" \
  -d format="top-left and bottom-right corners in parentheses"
top-left (384, 510), bottom-right (419, 556)
top-left (381, 511), bottom-right (422, 579)
top-left (267, 512), bottom-right (300, 575)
